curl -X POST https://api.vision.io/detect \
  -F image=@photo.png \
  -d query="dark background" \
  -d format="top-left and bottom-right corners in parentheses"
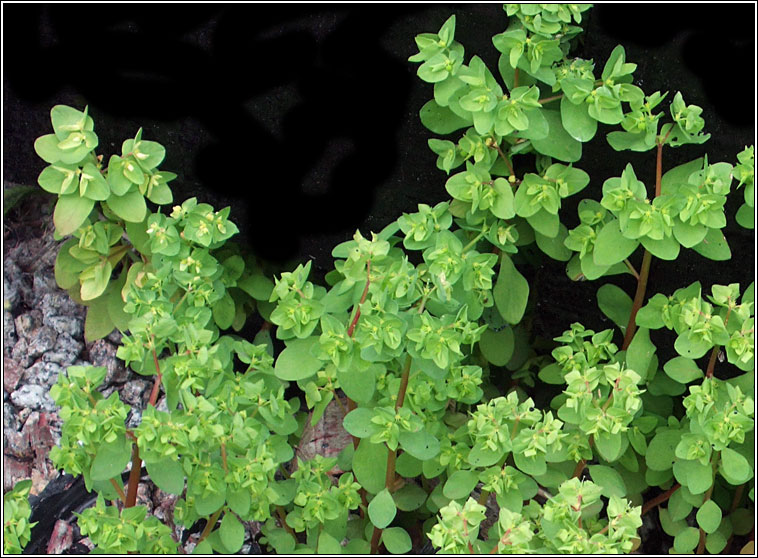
top-left (4, 3), bottom-right (755, 343)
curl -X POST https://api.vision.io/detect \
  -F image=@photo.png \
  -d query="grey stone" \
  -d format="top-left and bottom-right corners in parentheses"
top-left (4, 402), bottom-right (20, 431)
top-left (44, 332), bottom-right (84, 365)
top-left (3, 308), bottom-right (17, 348)
top-left (88, 339), bottom-right (128, 385)
top-left (41, 292), bottom-right (84, 326)
top-left (32, 270), bottom-right (58, 304)
top-left (23, 360), bottom-right (63, 387)
top-left (107, 329), bottom-right (123, 345)
top-left (3, 260), bottom-right (32, 310)
top-left (11, 338), bottom-right (33, 368)
top-left (126, 407), bottom-right (142, 430)
top-left (122, 379), bottom-right (149, 406)
top-left (46, 315), bottom-right (84, 339)
top-left (3, 276), bottom-right (21, 312)
top-left (26, 326), bottom-right (58, 361)
top-left (10, 384), bottom-right (56, 413)
top-left (14, 310), bottom-right (42, 340)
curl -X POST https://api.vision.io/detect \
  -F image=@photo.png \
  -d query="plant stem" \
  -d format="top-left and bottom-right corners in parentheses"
top-left (622, 249), bottom-right (652, 350)
top-left (109, 478), bottom-right (126, 502)
top-left (538, 93), bottom-right (563, 104)
top-left (641, 483), bottom-right (680, 516)
top-left (347, 260), bottom-right (371, 338)
top-left (370, 355), bottom-right (413, 553)
top-left (124, 442), bottom-right (142, 508)
top-left (197, 508), bottom-right (223, 546)
top-left (622, 138), bottom-right (668, 349)
top-left (705, 305), bottom-right (731, 378)
top-left (276, 506), bottom-right (297, 538)
top-left (696, 454), bottom-right (719, 554)
top-left (623, 258), bottom-right (640, 280)
top-left (705, 346), bottom-right (719, 379)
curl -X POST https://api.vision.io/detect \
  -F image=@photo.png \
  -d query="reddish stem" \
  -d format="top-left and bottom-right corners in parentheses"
top-left (347, 260), bottom-right (371, 337)
top-left (641, 483), bottom-right (680, 516)
top-left (124, 442), bottom-right (142, 508)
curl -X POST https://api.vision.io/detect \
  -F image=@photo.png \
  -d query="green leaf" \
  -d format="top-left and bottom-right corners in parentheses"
top-left (526, 209), bottom-right (559, 238)
top-left (593, 219), bottom-right (639, 266)
top-left (343, 408), bottom-right (377, 438)
top-left (368, 488), bottom-right (396, 529)
top-left (626, 327), bottom-right (655, 381)
top-left (419, 99), bottom-right (471, 134)
top-left (195, 491), bottom-right (225, 516)
top-left (192, 540), bottom-right (213, 554)
top-left (646, 430), bottom-right (681, 471)
top-left (274, 337), bottom-right (322, 381)
top-left (493, 253), bottom-right (529, 324)
top-left (640, 234), bottom-right (680, 260)
top-left (84, 296), bottom-right (115, 342)
top-left (735, 203), bottom-right (754, 229)
top-left (535, 224), bottom-right (572, 261)
top-left (219, 511), bottom-right (245, 553)
top-left (514, 452), bottom-right (547, 476)
top-left (660, 157), bottom-right (703, 196)
top-left (107, 190), bottom-right (147, 223)
top-left (674, 527), bottom-right (700, 553)
top-left (674, 332), bottom-right (712, 359)
top-left (336, 364), bottom-right (376, 405)
top-left (317, 531), bottom-right (342, 554)
top-left (55, 238), bottom-right (85, 289)
top-left (720, 447), bottom-right (752, 484)
top-left (663, 357), bottom-right (703, 384)
top-left (395, 452), bottom-right (422, 478)
top-left (227, 487), bottom-right (251, 517)
top-left (145, 458), bottom-right (185, 495)
top-left (692, 228), bottom-right (731, 261)
top-left (53, 194), bottom-right (94, 236)
top-left (531, 109), bottom-right (582, 162)
top-left (560, 95), bottom-right (597, 142)
top-left (212, 292), bottom-right (235, 330)
top-left (442, 470), bottom-right (479, 500)
top-left (398, 429), bottom-right (440, 461)
top-left (596, 283), bottom-right (633, 334)
top-left (80, 259), bottom-right (112, 301)
top-left (594, 431), bottom-right (624, 462)
top-left (696, 500), bottom-right (722, 534)
top-left (705, 531), bottom-right (727, 554)
top-left (90, 439), bottom-right (131, 481)
top-left (478, 326), bottom-right (514, 366)
top-left (491, 178), bottom-right (515, 219)
top-left (382, 527), bottom-right (412, 554)
top-left (237, 272), bottom-right (275, 301)
top-left (588, 465), bottom-right (627, 498)
top-left (353, 439), bottom-right (388, 494)
top-left (392, 484), bottom-right (427, 512)
top-left (35, 134), bottom-right (64, 163)
top-left (538, 362), bottom-right (565, 385)
top-left (673, 220), bottom-right (708, 248)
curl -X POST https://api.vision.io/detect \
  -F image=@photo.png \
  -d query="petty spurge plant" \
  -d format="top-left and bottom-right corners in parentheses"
top-left (7, 3), bottom-right (754, 555)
